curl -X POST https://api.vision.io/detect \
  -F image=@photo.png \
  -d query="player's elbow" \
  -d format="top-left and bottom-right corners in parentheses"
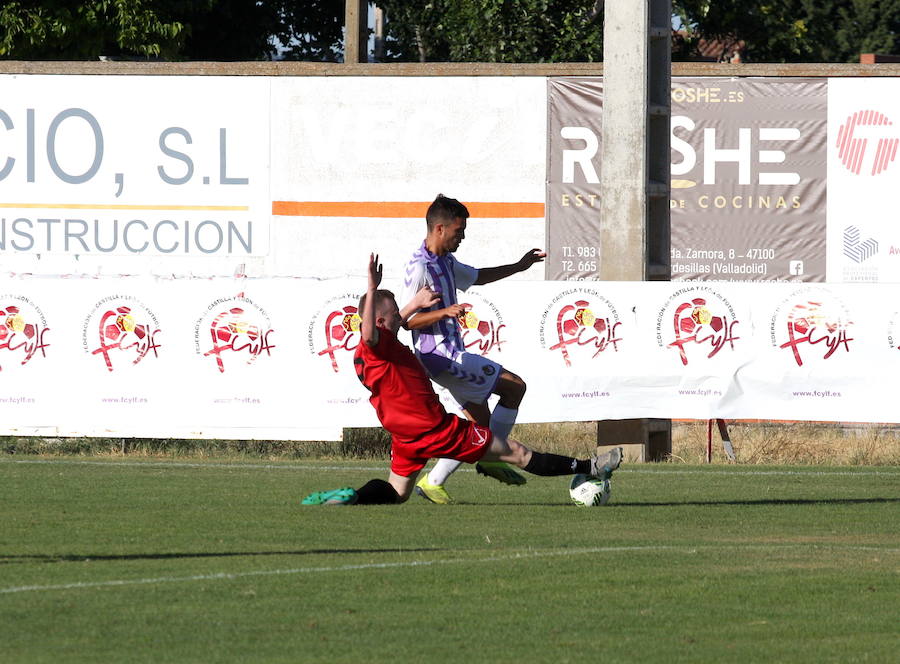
top-left (405, 317), bottom-right (426, 331)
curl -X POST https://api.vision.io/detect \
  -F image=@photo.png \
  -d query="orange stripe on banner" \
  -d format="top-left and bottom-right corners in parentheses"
top-left (0, 203), bottom-right (248, 211)
top-left (271, 201), bottom-right (545, 218)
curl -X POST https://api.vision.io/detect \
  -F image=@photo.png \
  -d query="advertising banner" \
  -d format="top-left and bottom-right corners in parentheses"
top-left (1, 276), bottom-right (899, 439)
top-left (0, 75), bottom-right (272, 281)
top-left (6, 73), bottom-right (900, 438)
top-left (547, 76), bottom-right (828, 282)
top-left (827, 78), bottom-right (900, 283)
top-left (546, 78), bottom-right (603, 281)
top-left (267, 76), bottom-right (548, 281)
top-left (670, 78), bottom-right (827, 281)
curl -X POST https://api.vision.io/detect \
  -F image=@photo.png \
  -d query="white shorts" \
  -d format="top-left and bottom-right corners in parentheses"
top-left (434, 353), bottom-right (503, 409)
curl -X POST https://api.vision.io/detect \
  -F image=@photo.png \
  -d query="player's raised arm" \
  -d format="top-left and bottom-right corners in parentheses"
top-left (361, 253), bottom-right (382, 347)
top-left (474, 248), bottom-right (546, 285)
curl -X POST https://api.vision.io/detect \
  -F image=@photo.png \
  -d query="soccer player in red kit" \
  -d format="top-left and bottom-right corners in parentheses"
top-left (301, 254), bottom-right (622, 505)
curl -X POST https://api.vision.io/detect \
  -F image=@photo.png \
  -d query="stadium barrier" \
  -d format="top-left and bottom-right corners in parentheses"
top-left (3, 62), bottom-right (900, 442)
top-left (0, 275), bottom-right (895, 439)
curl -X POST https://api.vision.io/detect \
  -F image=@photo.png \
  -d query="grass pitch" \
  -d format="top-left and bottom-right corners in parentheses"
top-left (1, 457), bottom-right (897, 663)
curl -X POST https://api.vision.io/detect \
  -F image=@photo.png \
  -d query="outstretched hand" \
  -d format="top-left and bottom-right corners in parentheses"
top-left (368, 252), bottom-right (383, 290)
top-left (517, 248), bottom-right (547, 270)
top-left (414, 286), bottom-right (441, 311)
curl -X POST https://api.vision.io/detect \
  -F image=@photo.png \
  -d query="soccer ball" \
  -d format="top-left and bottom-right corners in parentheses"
top-left (569, 474), bottom-right (611, 506)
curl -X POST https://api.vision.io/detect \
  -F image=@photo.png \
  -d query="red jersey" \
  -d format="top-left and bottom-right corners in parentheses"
top-left (354, 328), bottom-right (447, 441)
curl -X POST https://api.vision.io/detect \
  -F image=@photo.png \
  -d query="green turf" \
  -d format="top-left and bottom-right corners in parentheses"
top-left (1, 458), bottom-right (897, 663)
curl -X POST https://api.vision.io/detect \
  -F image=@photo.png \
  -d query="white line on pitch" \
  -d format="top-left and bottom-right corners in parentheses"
top-left (1, 458), bottom-right (898, 478)
top-left (0, 459), bottom-right (388, 472)
top-left (0, 546), bottom-right (679, 595)
top-left (620, 468), bottom-right (900, 478)
top-left (2, 543), bottom-right (897, 596)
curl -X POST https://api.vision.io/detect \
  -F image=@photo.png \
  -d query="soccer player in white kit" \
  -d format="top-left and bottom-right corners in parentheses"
top-left (398, 194), bottom-right (546, 503)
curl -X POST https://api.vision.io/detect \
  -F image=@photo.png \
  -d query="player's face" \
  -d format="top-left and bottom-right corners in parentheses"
top-left (377, 298), bottom-right (403, 334)
top-left (443, 217), bottom-right (467, 253)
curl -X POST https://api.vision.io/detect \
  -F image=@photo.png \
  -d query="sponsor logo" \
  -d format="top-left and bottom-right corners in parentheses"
top-left (194, 295), bottom-right (275, 373)
top-left (82, 296), bottom-right (161, 371)
top-left (0, 295), bottom-right (50, 371)
top-left (770, 288), bottom-right (853, 367)
top-left (884, 311), bottom-right (900, 356)
top-left (472, 423), bottom-right (490, 447)
top-left (671, 118), bottom-right (802, 189)
top-left (835, 110), bottom-right (899, 176)
top-left (887, 311), bottom-right (900, 352)
top-left (455, 291), bottom-right (506, 357)
top-left (307, 294), bottom-right (362, 373)
top-left (539, 288), bottom-right (622, 367)
top-left (843, 226), bottom-right (878, 264)
top-left (655, 287), bottom-right (740, 366)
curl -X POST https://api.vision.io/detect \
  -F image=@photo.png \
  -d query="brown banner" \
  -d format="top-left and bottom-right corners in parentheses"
top-left (546, 77), bottom-right (828, 281)
top-left (546, 77), bottom-right (603, 281)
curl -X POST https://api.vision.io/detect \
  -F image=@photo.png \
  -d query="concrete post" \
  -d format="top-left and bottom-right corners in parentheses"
top-left (599, 1), bottom-right (649, 281)
top-left (598, 0), bottom-right (673, 461)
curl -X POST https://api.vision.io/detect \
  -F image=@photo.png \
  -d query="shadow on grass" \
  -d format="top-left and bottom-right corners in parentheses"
top-left (609, 497), bottom-right (900, 508)
top-left (462, 497), bottom-right (900, 507)
top-left (0, 548), bottom-right (440, 565)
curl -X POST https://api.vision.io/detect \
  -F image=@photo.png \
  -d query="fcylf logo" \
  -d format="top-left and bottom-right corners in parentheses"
top-left (539, 289), bottom-right (622, 367)
top-left (656, 287), bottom-right (740, 366)
top-left (195, 296), bottom-right (275, 373)
top-left (835, 110), bottom-right (899, 175)
top-left (307, 294), bottom-right (362, 373)
top-left (843, 226), bottom-right (878, 264)
top-left (0, 296), bottom-right (50, 371)
top-left (456, 291), bottom-right (506, 357)
top-left (770, 289), bottom-right (853, 367)
top-left (83, 296), bottom-right (161, 371)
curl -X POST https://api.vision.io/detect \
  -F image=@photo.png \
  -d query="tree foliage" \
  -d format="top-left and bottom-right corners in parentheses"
top-left (376, 0), bottom-right (603, 62)
top-left (156, 1), bottom-right (283, 61)
top-left (0, 0), bottom-right (185, 59)
top-left (275, 0), bottom-right (345, 62)
top-left (676, 0), bottom-right (900, 63)
top-left (382, 0), bottom-right (900, 64)
top-left (0, 1), bottom-right (347, 62)
top-left (2, 1), bottom-right (898, 63)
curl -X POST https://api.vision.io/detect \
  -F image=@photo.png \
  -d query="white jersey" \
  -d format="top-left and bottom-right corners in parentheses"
top-left (398, 241), bottom-right (478, 377)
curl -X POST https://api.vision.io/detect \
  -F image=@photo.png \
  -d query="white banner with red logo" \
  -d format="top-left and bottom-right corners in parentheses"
top-left (0, 276), bottom-right (896, 439)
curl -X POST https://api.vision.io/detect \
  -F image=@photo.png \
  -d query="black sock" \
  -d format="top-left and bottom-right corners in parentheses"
top-left (355, 479), bottom-right (401, 505)
top-left (523, 452), bottom-right (590, 476)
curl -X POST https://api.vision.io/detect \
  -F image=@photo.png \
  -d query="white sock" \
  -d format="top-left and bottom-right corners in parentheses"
top-left (490, 405), bottom-right (518, 440)
top-left (428, 458), bottom-right (463, 486)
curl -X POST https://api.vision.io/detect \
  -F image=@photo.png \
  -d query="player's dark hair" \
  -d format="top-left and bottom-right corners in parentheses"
top-left (426, 194), bottom-right (469, 231)
top-left (358, 289), bottom-right (395, 318)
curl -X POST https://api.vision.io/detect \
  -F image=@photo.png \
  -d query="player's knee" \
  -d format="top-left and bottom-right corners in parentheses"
top-left (463, 402), bottom-right (492, 427)
top-left (498, 371), bottom-right (526, 406)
